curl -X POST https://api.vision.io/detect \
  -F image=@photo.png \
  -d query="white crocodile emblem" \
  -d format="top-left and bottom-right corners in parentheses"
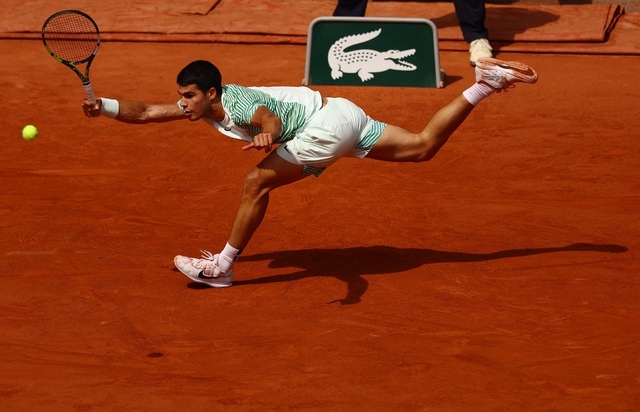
top-left (328, 28), bottom-right (417, 82)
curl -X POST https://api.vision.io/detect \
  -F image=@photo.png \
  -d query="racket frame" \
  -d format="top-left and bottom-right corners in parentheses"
top-left (41, 10), bottom-right (100, 103)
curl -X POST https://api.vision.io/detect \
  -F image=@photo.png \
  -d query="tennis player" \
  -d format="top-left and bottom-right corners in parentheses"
top-left (82, 57), bottom-right (538, 288)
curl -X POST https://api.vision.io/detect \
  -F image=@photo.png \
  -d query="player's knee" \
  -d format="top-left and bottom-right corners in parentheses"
top-left (414, 135), bottom-right (440, 162)
top-left (401, 144), bottom-right (437, 163)
top-left (401, 132), bottom-right (439, 162)
top-left (241, 169), bottom-right (270, 199)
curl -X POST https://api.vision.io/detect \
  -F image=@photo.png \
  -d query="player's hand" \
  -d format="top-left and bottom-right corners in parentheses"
top-left (82, 98), bottom-right (102, 118)
top-left (242, 133), bottom-right (275, 153)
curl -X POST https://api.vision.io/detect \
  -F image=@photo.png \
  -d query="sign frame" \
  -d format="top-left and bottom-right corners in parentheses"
top-left (304, 17), bottom-right (443, 88)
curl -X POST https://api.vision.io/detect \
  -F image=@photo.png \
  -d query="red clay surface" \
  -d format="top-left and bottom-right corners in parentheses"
top-left (1, 39), bottom-right (639, 410)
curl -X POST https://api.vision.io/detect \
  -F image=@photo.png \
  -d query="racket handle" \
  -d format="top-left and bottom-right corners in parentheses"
top-left (83, 82), bottom-right (97, 104)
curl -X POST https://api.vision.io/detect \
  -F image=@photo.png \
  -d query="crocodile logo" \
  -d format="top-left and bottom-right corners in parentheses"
top-left (328, 28), bottom-right (417, 82)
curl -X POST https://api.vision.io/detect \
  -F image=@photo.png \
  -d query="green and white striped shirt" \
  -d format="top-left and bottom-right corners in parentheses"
top-left (219, 84), bottom-right (323, 143)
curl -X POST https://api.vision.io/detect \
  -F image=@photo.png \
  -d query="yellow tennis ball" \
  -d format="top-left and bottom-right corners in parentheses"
top-left (22, 125), bottom-right (38, 141)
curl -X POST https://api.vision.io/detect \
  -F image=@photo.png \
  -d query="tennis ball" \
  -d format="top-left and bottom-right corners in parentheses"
top-left (22, 125), bottom-right (38, 141)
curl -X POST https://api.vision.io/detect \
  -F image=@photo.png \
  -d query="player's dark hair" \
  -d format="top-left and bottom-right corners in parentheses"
top-left (177, 60), bottom-right (222, 96)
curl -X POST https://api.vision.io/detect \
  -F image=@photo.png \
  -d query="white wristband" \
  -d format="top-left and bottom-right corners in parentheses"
top-left (100, 98), bottom-right (120, 119)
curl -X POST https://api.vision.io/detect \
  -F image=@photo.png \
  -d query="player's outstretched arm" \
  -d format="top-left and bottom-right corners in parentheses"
top-left (82, 98), bottom-right (187, 123)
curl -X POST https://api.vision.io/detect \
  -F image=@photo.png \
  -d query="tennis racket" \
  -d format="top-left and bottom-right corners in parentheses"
top-left (42, 10), bottom-right (100, 103)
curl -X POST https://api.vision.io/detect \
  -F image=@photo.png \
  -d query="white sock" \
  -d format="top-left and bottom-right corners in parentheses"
top-left (217, 242), bottom-right (241, 273)
top-left (462, 82), bottom-right (497, 106)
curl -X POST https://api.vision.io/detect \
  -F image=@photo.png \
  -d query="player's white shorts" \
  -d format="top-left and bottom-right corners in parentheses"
top-left (276, 97), bottom-right (386, 176)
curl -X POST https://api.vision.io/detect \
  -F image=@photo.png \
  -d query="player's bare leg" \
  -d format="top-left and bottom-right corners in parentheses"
top-left (369, 57), bottom-right (538, 163)
top-left (227, 152), bottom-right (308, 250)
top-left (174, 151), bottom-right (307, 287)
top-left (368, 95), bottom-right (474, 162)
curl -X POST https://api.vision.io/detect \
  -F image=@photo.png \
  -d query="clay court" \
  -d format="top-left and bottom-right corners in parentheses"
top-left (1, 0), bottom-right (639, 410)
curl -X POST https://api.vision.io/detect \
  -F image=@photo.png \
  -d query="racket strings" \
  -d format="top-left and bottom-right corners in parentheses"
top-left (43, 14), bottom-right (98, 62)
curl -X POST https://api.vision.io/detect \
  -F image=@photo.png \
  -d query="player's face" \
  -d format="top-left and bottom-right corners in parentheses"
top-left (177, 84), bottom-right (212, 121)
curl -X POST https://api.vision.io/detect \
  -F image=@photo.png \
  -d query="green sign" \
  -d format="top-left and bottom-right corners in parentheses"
top-left (305, 17), bottom-right (443, 88)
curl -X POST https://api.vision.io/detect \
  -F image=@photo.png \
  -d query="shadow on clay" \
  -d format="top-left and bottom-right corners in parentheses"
top-left (185, 242), bottom-right (627, 305)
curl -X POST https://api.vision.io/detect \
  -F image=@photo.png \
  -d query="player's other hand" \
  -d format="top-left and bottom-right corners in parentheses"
top-left (82, 98), bottom-right (102, 118)
top-left (242, 133), bottom-right (275, 153)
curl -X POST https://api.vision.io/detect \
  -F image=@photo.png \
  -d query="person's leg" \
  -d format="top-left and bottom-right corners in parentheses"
top-left (368, 58), bottom-right (538, 162)
top-left (367, 95), bottom-right (474, 162)
top-left (453, 0), bottom-right (488, 43)
top-left (453, 0), bottom-right (492, 66)
top-left (174, 151), bottom-right (308, 286)
top-left (333, 0), bottom-right (368, 16)
top-left (227, 152), bottom-right (308, 251)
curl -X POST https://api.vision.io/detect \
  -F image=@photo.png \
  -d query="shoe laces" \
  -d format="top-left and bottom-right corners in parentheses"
top-left (490, 81), bottom-right (514, 93)
top-left (192, 250), bottom-right (216, 269)
top-left (192, 250), bottom-right (231, 278)
top-left (478, 69), bottom-right (515, 93)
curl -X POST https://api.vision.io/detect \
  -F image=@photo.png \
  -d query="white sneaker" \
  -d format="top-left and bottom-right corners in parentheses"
top-left (174, 250), bottom-right (233, 288)
top-left (469, 38), bottom-right (493, 67)
top-left (474, 58), bottom-right (538, 91)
